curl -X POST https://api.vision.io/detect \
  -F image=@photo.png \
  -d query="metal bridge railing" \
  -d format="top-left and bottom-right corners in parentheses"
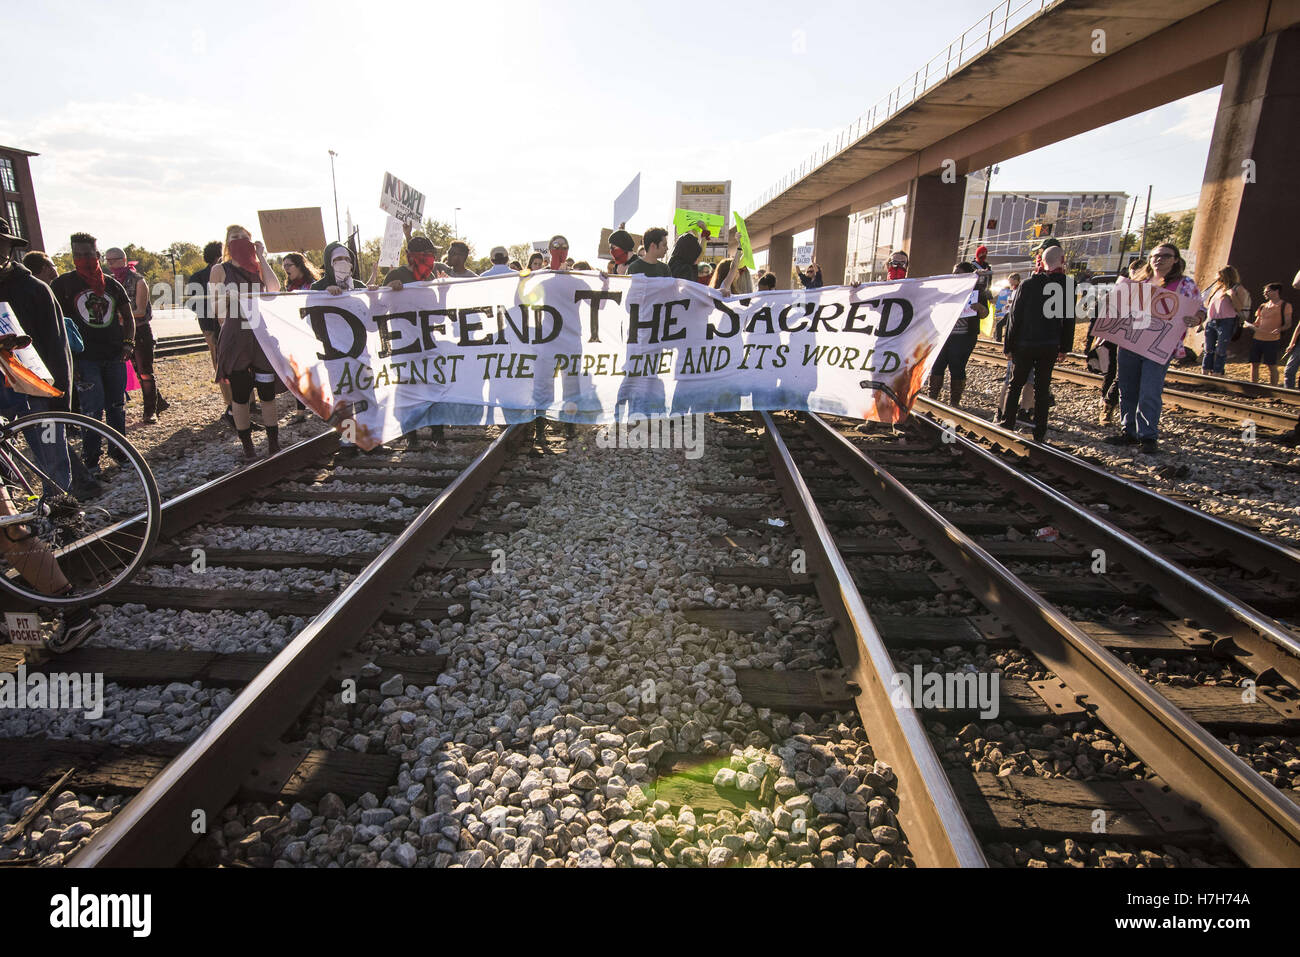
top-left (744, 0), bottom-right (1063, 217)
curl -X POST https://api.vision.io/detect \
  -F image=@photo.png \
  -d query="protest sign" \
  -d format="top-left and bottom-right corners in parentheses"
top-left (379, 215), bottom-right (404, 269)
top-left (796, 245), bottom-right (814, 268)
top-left (733, 213), bottom-right (756, 271)
top-left (673, 209), bottom-right (725, 239)
top-left (379, 172), bottom-right (426, 226)
top-left (1093, 277), bottom-right (1203, 363)
top-left (257, 208), bottom-right (327, 254)
top-left (0, 301), bottom-right (60, 397)
top-left (599, 228), bottom-right (645, 261)
top-left (247, 273), bottom-right (977, 449)
top-left (614, 174), bottom-right (640, 226)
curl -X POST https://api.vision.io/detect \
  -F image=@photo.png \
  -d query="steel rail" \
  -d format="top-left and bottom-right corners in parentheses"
top-left (968, 350), bottom-right (1299, 431)
top-left (906, 403), bottom-right (1300, 690)
top-left (73, 424), bottom-right (526, 867)
top-left (915, 396), bottom-right (1300, 587)
top-left (801, 411), bottom-right (1300, 867)
top-left (975, 339), bottom-right (1300, 407)
top-left (757, 412), bottom-right (988, 868)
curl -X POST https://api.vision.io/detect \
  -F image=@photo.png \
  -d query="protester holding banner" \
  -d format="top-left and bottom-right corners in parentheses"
top-left (527, 252), bottom-right (545, 271)
top-left (1104, 243), bottom-right (1204, 453)
top-left (445, 242), bottom-right (479, 279)
top-left (887, 251), bottom-right (908, 281)
top-left (283, 253), bottom-right (319, 292)
top-left (606, 230), bottom-right (639, 275)
top-left (708, 245), bottom-right (746, 294)
top-left (626, 228), bottom-right (671, 278)
top-left (928, 262), bottom-right (984, 407)
top-left (668, 232), bottom-right (705, 282)
top-left (480, 247), bottom-right (515, 278)
top-left (547, 236), bottom-right (570, 271)
top-left (211, 225), bottom-right (282, 460)
top-left (1001, 245), bottom-right (1073, 443)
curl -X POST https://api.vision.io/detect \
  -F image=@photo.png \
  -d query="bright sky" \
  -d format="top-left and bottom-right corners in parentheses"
top-left (4, 0), bottom-right (1220, 261)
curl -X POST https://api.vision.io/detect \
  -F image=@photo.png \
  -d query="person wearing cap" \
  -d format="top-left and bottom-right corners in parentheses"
top-left (0, 219), bottom-right (74, 491)
top-left (606, 229), bottom-right (640, 275)
top-left (386, 235), bottom-right (446, 288)
top-left (479, 246), bottom-right (515, 278)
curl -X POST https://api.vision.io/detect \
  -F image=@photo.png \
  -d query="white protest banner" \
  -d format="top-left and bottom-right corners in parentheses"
top-left (258, 207), bottom-right (328, 253)
top-left (796, 245), bottom-right (814, 267)
top-left (379, 172), bottom-right (426, 226)
top-left (1093, 277), bottom-right (1203, 363)
top-left (246, 274), bottom-right (976, 450)
top-left (614, 173), bottom-right (640, 226)
top-left (379, 215), bottom-right (404, 269)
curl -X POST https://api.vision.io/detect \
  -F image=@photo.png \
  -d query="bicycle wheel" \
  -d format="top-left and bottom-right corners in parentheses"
top-left (0, 411), bottom-right (161, 606)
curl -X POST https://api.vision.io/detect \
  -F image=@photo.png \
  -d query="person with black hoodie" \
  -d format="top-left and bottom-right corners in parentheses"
top-left (312, 241), bottom-right (367, 296)
top-left (1000, 244), bottom-right (1074, 442)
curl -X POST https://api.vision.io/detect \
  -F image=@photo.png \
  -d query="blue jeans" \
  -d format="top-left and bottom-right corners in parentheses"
top-left (0, 389), bottom-right (72, 493)
top-left (1202, 318), bottom-right (1234, 375)
top-left (1117, 348), bottom-right (1168, 441)
top-left (74, 358), bottom-right (127, 472)
top-left (1285, 346), bottom-right (1300, 390)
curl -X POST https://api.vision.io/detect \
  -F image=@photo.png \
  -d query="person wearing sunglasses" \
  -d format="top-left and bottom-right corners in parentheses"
top-left (1104, 243), bottom-right (1204, 453)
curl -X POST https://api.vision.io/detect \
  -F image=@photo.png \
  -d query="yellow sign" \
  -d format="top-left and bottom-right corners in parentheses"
top-left (681, 184), bottom-right (726, 195)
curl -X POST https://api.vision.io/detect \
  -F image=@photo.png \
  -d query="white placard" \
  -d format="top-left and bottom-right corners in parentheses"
top-left (795, 245), bottom-right (814, 267)
top-left (4, 612), bottom-right (43, 646)
top-left (379, 172), bottom-right (426, 226)
top-left (379, 215), bottom-right (404, 269)
top-left (0, 301), bottom-right (55, 384)
top-left (613, 173), bottom-right (640, 227)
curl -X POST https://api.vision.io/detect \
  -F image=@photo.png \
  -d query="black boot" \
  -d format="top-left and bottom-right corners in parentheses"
top-left (950, 376), bottom-right (966, 408)
top-left (265, 425), bottom-right (280, 457)
top-left (928, 375), bottom-right (942, 400)
top-left (236, 427), bottom-right (257, 461)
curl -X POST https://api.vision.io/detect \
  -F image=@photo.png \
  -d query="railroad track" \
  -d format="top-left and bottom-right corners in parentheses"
top-left (970, 341), bottom-right (1300, 433)
top-left (0, 425), bottom-right (539, 866)
top-left (5, 412), bottom-right (1298, 868)
top-left (758, 408), bottom-right (1300, 867)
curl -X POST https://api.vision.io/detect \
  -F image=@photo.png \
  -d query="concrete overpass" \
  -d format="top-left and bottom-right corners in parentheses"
top-left (742, 0), bottom-right (1300, 297)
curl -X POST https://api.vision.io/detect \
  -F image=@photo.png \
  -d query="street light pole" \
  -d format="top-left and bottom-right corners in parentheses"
top-left (454, 207), bottom-right (461, 239)
top-left (328, 150), bottom-right (341, 243)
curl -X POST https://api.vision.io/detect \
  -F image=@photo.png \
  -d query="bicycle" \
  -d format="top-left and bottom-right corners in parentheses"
top-left (0, 408), bottom-right (162, 647)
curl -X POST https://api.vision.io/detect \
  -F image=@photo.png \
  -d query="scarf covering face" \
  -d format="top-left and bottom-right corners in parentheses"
top-left (74, 255), bottom-right (106, 295)
top-left (111, 264), bottom-right (132, 284)
top-left (409, 252), bottom-right (437, 281)
top-left (610, 246), bottom-right (630, 266)
top-left (228, 237), bottom-right (260, 276)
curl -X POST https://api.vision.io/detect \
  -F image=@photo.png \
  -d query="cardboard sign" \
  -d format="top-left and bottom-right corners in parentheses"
top-left (379, 172), bottom-right (426, 226)
top-left (598, 228), bottom-right (645, 261)
top-left (0, 301), bottom-right (58, 397)
top-left (733, 213), bottom-right (756, 271)
top-left (795, 244), bottom-right (814, 268)
top-left (379, 215), bottom-right (404, 269)
top-left (613, 173), bottom-right (640, 227)
top-left (1094, 277), bottom-right (1204, 363)
top-left (4, 612), bottom-right (42, 646)
top-left (673, 209), bottom-right (725, 239)
top-left (258, 208), bottom-right (328, 253)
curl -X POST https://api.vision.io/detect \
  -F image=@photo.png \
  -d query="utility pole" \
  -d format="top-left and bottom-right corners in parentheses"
top-left (1137, 184), bottom-right (1153, 261)
top-left (454, 207), bottom-right (461, 239)
top-left (1115, 193), bottom-right (1139, 274)
top-left (978, 165), bottom-right (997, 247)
top-left (871, 203), bottom-right (882, 281)
top-left (328, 150), bottom-right (341, 243)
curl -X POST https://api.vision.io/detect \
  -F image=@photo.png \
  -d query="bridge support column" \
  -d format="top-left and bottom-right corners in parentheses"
top-left (768, 234), bottom-right (794, 289)
top-left (903, 173), bottom-right (965, 279)
top-left (813, 212), bottom-right (850, 285)
top-left (1190, 26), bottom-right (1300, 296)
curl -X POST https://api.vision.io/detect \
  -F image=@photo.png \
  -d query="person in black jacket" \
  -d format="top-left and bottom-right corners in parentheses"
top-left (1001, 244), bottom-right (1074, 442)
top-left (0, 221), bottom-right (75, 493)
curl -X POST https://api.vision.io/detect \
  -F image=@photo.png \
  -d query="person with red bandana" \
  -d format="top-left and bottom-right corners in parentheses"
top-left (51, 232), bottom-right (135, 482)
top-left (385, 235), bottom-right (448, 445)
top-left (606, 229), bottom-right (639, 275)
top-left (210, 224), bottom-right (283, 460)
top-left (104, 247), bottom-right (168, 425)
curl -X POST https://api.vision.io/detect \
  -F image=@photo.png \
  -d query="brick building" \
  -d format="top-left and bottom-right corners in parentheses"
top-left (0, 145), bottom-right (43, 253)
